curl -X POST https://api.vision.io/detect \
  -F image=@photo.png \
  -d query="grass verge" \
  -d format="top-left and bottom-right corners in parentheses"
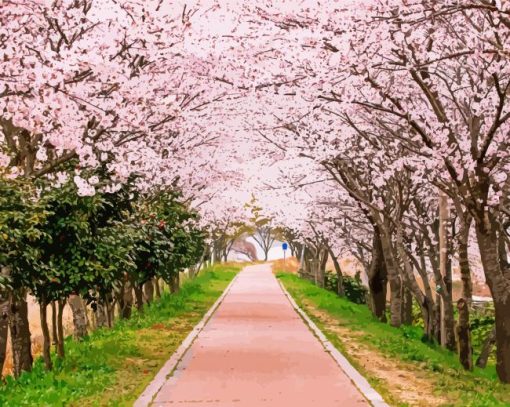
top-left (277, 272), bottom-right (510, 407)
top-left (0, 264), bottom-right (241, 407)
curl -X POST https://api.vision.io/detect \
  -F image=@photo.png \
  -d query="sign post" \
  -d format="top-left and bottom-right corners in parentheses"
top-left (282, 242), bottom-right (288, 265)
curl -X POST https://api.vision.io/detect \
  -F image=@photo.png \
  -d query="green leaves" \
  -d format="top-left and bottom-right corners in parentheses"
top-left (0, 174), bottom-right (205, 312)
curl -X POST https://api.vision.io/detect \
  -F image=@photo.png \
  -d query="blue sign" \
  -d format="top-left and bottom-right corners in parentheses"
top-left (282, 242), bottom-right (288, 251)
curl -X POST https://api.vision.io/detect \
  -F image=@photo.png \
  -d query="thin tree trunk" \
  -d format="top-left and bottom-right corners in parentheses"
top-left (318, 248), bottom-right (328, 288)
top-left (458, 216), bottom-right (473, 304)
top-left (170, 273), bottom-right (180, 294)
top-left (56, 299), bottom-right (65, 359)
top-left (9, 293), bottom-right (33, 377)
top-left (367, 230), bottom-right (387, 321)
top-left (95, 302), bottom-right (108, 326)
top-left (0, 295), bottom-right (9, 374)
top-left (51, 301), bottom-right (57, 347)
top-left (328, 248), bottom-right (345, 297)
top-left (39, 300), bottom-right (52, 371)
top-left (442, 293), bottom-right (457, 351)
top-left (443, 257), bottom-right (457, 351)
top-left (105, 299), bottom-right (112, 328)
top-left (438, 191), bottom-right (449, 348)
top-left (414, 245), bottom-right (436, 341)
top-left (379, 229), bottom-right (402, 327)
top-left (117, 278), bottom-right (133, 319)
top-left (456, 298), bottom-right (473, 371)
top-left (68, 294), bottom-right (87, 340)
top-left (432, 301), bottom-right (441, 343)
top-left (144, 280), bottom-right (154, 304)
top-left (154, 278), bottom-right (161, 299)
top-left (134, 285), bottom-right (144, 312)
top-left (401, 287), bottom-right (413, 325)
top-left (476, 326), bottom-right (496, 369)
top-left (422, 297), bottom-right (436, 343)
top-left (120, 281), bottom-right (133, 319)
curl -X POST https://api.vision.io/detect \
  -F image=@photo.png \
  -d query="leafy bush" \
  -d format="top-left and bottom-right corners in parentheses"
top-left (324, 271), bottom-right (368, 304)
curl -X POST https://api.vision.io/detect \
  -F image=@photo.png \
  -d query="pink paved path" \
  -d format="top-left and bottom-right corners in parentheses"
top-left (151, 264), bottom-right (369, 406)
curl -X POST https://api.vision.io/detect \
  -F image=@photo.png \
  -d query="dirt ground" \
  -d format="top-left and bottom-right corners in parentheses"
top-left (270, 257), bottom-right (300, 273)
top-left (302, 299), bottom-right (451, 407)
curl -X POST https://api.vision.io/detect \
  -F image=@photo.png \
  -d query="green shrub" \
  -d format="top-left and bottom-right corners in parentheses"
top-left (324, 271), bottom-right (368, 304)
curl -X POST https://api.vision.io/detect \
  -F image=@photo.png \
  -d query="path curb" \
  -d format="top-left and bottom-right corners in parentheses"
top-left (134, 272), bottom-right (240, 407)
top-left (278, 280), bottom-right (389, 407)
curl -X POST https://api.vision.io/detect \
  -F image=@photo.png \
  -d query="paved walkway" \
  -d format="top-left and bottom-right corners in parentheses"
top-left (150, 264), bottom-right (370, 406)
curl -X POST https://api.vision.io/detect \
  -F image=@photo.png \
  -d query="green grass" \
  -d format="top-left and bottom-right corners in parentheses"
top-left (277, 272), bottom-right (510, 407)
top-left (0, 264), bottom-right (241, 407)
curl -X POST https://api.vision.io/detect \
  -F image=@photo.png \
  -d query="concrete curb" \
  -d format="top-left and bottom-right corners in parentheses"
top-left (134, 272), bottom-right (240, 407)
top-left (278, 280), bottom-right (389, 407)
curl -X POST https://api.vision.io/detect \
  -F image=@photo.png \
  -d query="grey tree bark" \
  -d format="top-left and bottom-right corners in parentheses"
top-left (68, 294), bottom-right (88, 340)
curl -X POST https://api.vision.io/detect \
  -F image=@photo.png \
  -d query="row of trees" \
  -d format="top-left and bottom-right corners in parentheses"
top-left (235, 1), bottom-right (510, 383)
top-left (0, 0), bottom-right (218, 377)
top-left (0, 172), bottom-right (206, 375)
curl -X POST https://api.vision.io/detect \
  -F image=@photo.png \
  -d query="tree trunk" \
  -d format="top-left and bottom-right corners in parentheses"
top-left (0, 295), bottom-right (9, 374)
top-left (170, 273), bottom-right (180, 294)
top-left (367, 230), bottom-right (387, 321)
top-left (379, 229), bottom-right (402, 327)
top-left (415, 245), bottom-right (436, 341)
top-left (318, 249), bottom-right (328, 288)
top-left (421, 296), bottom-right (436, 343)
top-left (134, 285), bottom-right (144, 312)
top-left (9, 294), bottom-right (33, 377)
top-left (51, 301), bottom-right (57, 346)
top-left (476, 326), bottom-right (496, 369)
top-left (310, 258), bottom-right (320, 287)
top-left (476, 218), bottom-right (510, 382)
top-left (456, 298), bottom-right (473, 371)
top-left (442, 293), bottom-right (457, 351)
top-left (119, 281), bottom-right (133, 319)
top-left (144, 280), bottom-right (154, 304)
top-left (154, 278), bottom-right (161, 299)
top-left (401, 287), bottom-right (413, 325)
top-left (56, 300), bottom-right (65, 359)
top-left (328, 248), bottom-right (345, 297)
top-left (458, 217), bottom-right (473, 304)
top-left (443, 258), bottom-right (457, 351)
top-left (105, 299), bottom-right (113, 328)
top-left (95, 302), bottom-right (108, 327)
top-left (68, 294), bottom-right (87, 340)
top-left (39, 300), bottom-right (52, 371)
top-left (432, 301), bottom-right (441, 343)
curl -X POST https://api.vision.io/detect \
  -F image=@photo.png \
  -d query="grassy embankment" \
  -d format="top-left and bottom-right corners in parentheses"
top-left (0, 264), bottom-right (241, 406)
top-left (277, 272), bottom-right (509, 407)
